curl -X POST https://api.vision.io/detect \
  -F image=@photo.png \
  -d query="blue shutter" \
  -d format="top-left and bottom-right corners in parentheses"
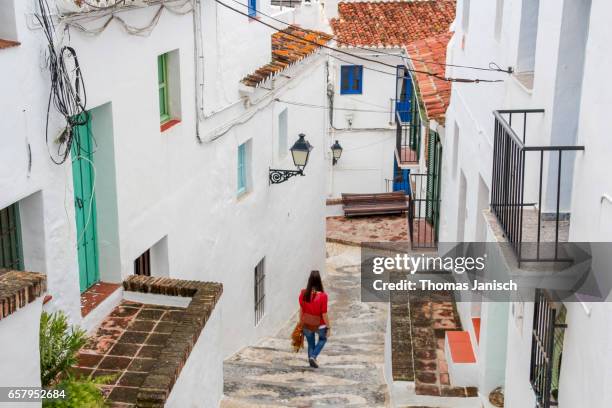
top-left (248, 0), bottom-right (257, 17)
top-left (237, 143), bottom-right (247, 195)
top-left (340, 65), bottom-right (363, 94)
top-left (354, 66), bottom-right (363, 93)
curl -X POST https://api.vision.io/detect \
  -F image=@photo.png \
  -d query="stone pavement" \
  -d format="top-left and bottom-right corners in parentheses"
top-left (326, 215), bottom-right (409, 246)
top-left (221, 243), bottom-right (390, 407)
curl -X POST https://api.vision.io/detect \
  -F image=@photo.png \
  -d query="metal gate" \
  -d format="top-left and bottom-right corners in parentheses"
top-left (409, 172), bottom-right (440, 249)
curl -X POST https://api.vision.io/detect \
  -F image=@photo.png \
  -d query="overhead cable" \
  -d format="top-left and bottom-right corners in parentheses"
top-left (66, 0), bottom-right (193, 37)
top-left (276, 99), bottom-right (390, 114)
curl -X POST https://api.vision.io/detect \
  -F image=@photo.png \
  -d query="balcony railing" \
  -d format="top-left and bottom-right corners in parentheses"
top-left (394, 93), bottom-right (421, 165)
top-left (490, 110), bottom-right (584, 266)
top-left (271, 0), bottom-right (302, 7)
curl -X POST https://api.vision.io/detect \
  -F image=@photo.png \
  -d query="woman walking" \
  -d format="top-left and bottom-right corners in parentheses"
top-left (299, 270), bottom-right (331, 368)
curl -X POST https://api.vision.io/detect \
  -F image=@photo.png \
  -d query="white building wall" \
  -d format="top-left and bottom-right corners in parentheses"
top-left (555, 1), bottom-right (612, 407)
top-left (1, 0), bottom-right (328, 387)
top-left (166, 299), bottom-right (224, 408)
top-left (329, 51), bottom-right (402, 195)
top-left (0, 299), bottom-right (43, 408)
top-left (445, 0), bottom-right (612, 407)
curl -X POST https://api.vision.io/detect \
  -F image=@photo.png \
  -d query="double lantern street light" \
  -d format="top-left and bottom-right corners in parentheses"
top-left (268, 135), bottom-right (343, 184)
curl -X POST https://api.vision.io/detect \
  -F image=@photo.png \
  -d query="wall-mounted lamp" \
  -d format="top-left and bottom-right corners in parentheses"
top-left (331, 140), bottom-right (343, 165)
top-left (269, 133), bottom-right (314, 184)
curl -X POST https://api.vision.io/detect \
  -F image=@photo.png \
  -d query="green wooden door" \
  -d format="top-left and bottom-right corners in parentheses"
top-left (71, 113), bottom-right (100, 292)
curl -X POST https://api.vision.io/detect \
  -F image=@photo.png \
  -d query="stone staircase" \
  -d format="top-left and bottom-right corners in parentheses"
top-left (221, 244), bottom-right (390, 407)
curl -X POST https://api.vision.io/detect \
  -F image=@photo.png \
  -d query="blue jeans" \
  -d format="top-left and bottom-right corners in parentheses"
top-left (303, 327), bottom-right (328, 359)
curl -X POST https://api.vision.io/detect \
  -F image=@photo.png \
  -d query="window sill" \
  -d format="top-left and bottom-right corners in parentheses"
top-left (0, 39), bottom-right (20, 50)
top-left (160, 118), bottom-right (181, 132)
top-left (512, 72), bottom-right (534, 94)
top-left (237, 190), bottom-right (252, 202)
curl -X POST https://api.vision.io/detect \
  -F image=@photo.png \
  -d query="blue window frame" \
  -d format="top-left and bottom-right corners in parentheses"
top-left (340, 65), bottom-right (363, 94)
top-left (237, 142), bottom-right (247, 195)
top-left (248, 0), bottom-right (257, 17)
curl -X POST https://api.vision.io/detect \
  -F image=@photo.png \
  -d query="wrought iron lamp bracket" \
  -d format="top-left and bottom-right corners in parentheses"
top-left (269, 168), bottom-right (304, 184)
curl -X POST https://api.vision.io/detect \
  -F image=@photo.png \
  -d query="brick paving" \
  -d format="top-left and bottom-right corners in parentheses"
top-left (409, 291), bottom-right (478, 398)
top-left (75, 301), bottom-right (186, 407)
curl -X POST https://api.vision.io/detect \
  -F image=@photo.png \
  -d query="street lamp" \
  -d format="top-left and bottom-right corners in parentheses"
top-left (269, 133), bottom-right (314, 184)
top-left (331, 140), bottom-right (343, 165)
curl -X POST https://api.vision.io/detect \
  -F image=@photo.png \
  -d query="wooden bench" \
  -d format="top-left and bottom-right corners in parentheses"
top-left (341, 191), bottom-right (409, 217)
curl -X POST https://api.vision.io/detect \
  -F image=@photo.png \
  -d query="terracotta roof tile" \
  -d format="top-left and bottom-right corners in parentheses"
top-left (330, 1), bottom-right (455, 122)
top-left (406, 32), bottom-right (453, 122)
top-left (330, 0), bottom-right (455, 48)
top-left (242, 26), bottom-right (333, 87)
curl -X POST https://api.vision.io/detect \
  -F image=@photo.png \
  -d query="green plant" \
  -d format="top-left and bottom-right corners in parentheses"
top-left (39, 311), bottom-right (87, 387)
top-left (42, 374), bottom-right (114, 408)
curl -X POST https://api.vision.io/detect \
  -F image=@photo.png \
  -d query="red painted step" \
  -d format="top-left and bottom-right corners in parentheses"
top-left (472, 317), bottom-right (481, 344)
top-left (447, 331), bottom-right (476, 364)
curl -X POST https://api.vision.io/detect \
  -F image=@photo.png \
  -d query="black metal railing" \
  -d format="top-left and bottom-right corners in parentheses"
top-left (396, 112), bottom-right (419, 164)
top-left (490, 110), bottom-right (584, 265)
top-left (271, 0), bottom-right (302, 7)
top-left (254, 258), bottom-right (265, 325)
top-left (530, 289), bottom-right (567, 408)
top-left (394, 93), bottom-right (421, 165)
top-left (408, 173), bottom-right (439, 249)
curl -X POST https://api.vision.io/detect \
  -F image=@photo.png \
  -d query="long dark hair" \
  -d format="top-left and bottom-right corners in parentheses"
top-left (304, 270), bottom-right (324, 302)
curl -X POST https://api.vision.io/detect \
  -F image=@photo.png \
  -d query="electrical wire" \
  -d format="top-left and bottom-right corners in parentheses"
top-left (276, 99), bottom-right (390, 113)
top-left (214, 0), bottom-right (502, 84)
top-left (72, 155), bottom-right (97, 246)
top-left (36, 0), bottom-right (89, 165)
top-left (77, 0), bottom-right (128, 11)
top-left (226, 0), bottom-right (512, 75)
top-left (66, 1), bottom-right (194, 37)
top-left (328, 53), bottom-right (398, 77)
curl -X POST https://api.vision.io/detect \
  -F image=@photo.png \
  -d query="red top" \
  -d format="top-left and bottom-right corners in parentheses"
top-left (299, 289), bottom-right (328, 320)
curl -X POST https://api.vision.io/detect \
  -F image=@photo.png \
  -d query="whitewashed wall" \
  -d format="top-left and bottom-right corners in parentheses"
top-left (445, 1), bottom-right (612, 407)
top-left (329, 51), bottom-right (402, 195)
top-left (0, 0), bottom-right (328, 377)
top-left (548, 1), bottom-right (612, 407)
top-left (166, 298), bottom-right (224, 408)
top-left (0, 299), bottom-right (42, 407)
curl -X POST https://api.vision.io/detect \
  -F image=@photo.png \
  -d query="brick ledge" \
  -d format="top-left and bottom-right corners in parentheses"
top-left (0, 270), bottom-right (46, 321)
top-left (122, 275), bottom-right (222, 408)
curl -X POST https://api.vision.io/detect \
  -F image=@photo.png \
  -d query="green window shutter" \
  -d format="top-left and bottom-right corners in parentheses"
top-left (158, 53), bottom-right (170, 123)
top-left (0, 202), bottom-right (24, 270)
top-left (237, 143), bottom-right (247, 195)
top-left (425, 131), bottom-right (442, 240)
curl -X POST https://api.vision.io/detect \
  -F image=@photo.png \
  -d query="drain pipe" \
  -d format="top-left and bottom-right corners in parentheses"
top-left (192, 0), bottom-right (205, 143)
